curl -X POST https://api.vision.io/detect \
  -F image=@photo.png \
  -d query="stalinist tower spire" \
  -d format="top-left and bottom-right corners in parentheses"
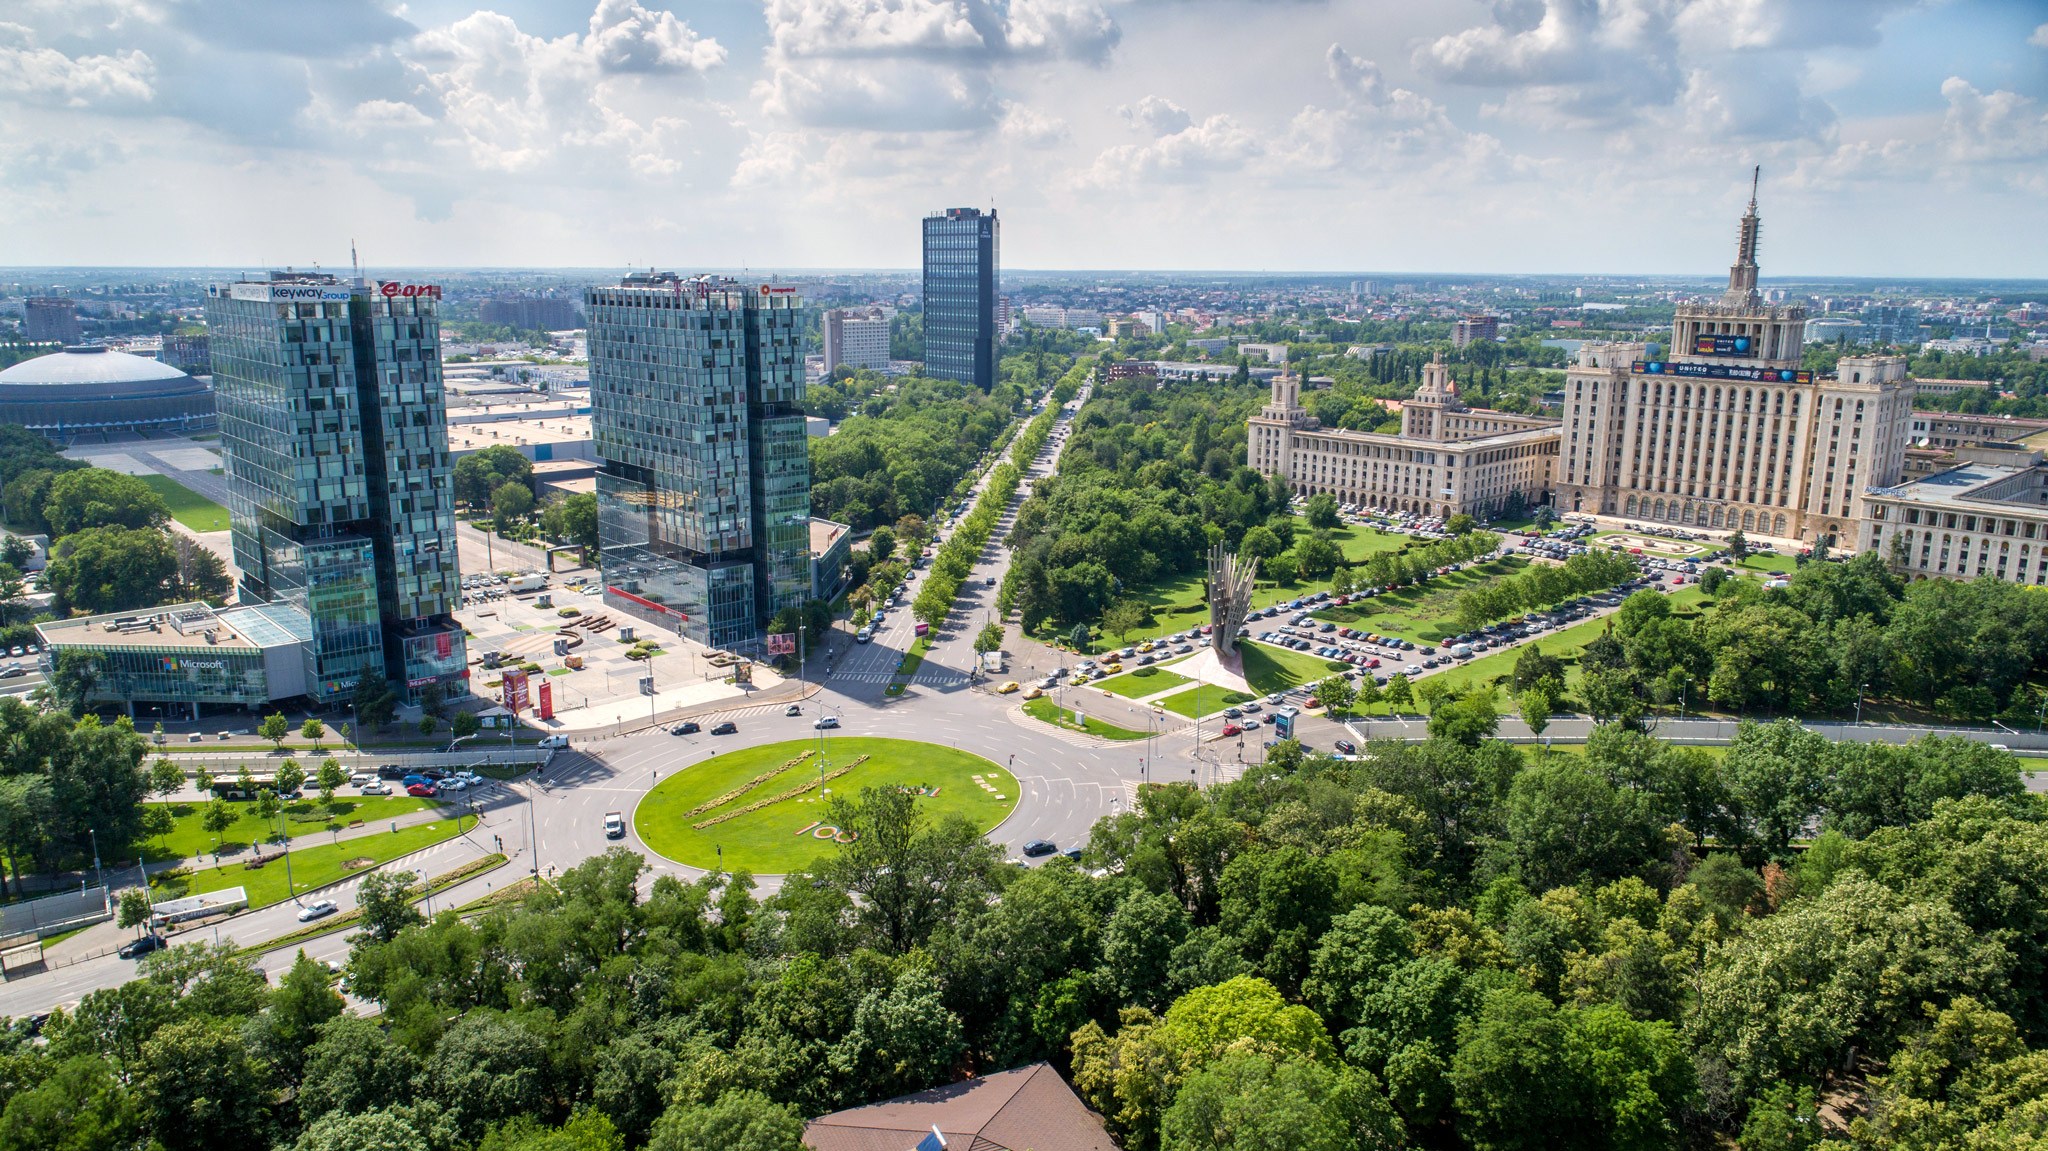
top-left (1724, 165), bottom-right (1762, 308)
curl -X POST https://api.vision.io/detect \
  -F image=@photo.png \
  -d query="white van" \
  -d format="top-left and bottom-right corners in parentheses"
top-left (538, 734), bottom-right (570, 750)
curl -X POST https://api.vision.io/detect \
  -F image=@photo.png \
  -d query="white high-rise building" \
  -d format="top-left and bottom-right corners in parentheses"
top-left (823, 307), bottom-right (891, 373)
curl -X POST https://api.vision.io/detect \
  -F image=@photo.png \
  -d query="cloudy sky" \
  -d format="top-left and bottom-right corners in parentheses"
top-left (2, 0), bottom-right (2045, 276)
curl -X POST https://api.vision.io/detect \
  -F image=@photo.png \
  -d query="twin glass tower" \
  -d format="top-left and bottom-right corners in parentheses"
top-left (206, 272), bottom-right (468, 705)
top-left (585, 274), bottom-right (811, 650)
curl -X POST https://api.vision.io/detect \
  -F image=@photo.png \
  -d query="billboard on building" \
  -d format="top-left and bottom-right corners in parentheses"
top-left (767, 632), bottom-right (796, 655)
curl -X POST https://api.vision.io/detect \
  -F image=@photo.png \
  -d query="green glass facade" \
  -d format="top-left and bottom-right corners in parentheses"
top-left (206, 274), bottom-right (468, 704)
top-left (587, 275), bottom-right (810, 649)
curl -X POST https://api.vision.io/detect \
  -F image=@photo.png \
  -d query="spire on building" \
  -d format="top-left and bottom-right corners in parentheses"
top-left (1724, 166), bottom-right (1762, 308)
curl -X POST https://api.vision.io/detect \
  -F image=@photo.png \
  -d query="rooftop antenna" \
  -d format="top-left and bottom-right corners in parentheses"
top-left (351, 239), bottom-right (362, 285)
top-left (1749, 164), bottom-right (1760, 211)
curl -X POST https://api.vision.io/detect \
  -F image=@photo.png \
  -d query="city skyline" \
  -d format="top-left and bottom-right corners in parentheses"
top-left (1, 1), bottom-right (2043, 276)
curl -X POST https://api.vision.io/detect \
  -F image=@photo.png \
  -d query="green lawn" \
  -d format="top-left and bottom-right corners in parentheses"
top-left (1409, 585), bottom-right (1719, 703)
top-left (1322, 521), bottom-right (1409, 563)
top-left (1240, 641), bottom-right (1352, 695)
top-left (1023, 697), bottom-right (1149, 741)
top-left (151, 814), bottom-right (477, 909)
top-left (144, 796), bottom-right (443, 861)
top-left (1093, 664), bottom-right (1193, 699)
top-left (1311, 557), bottom-right (1533, 643)
top-left (137, 473), bottom-right (231, 533)
top-left (1738, 553), bottom-right (1799, 575)
top-left (1157, 684), bottom-right (1258, 719)
top-left (633, 738), bottom-right (1015, 873)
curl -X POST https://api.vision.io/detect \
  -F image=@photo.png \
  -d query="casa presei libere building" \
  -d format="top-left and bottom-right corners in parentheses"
top-left (1554, 174), bottom-right (1914, 544)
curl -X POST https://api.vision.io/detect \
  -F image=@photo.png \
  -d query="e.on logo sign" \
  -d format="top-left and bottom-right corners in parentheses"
top-left (378, 282), bottom-right (443, 299)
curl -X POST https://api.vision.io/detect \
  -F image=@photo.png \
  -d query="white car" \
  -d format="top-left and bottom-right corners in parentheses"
top-left (814, 716), bottom-right (841, 729)
top-left (297, 899), bottom-right (339, 922)
top-left (359, 781), bottom-right (391, 795)
top-left (438, 777), bottom-right (468, 791)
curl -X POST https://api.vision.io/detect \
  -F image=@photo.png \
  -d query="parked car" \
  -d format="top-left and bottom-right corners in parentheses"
top-left (377, 764), bottom-right (406, 780)
top-left (406, 782), bottom-right (437, 798)
top-left (1333, 739), bottom-right (1358, 755)
top-left (1021, 839), bottom-right (1058, 857)
top-left (359, 781), bottom-right (391, 795)
top-left (711, 721), bottom-right (739, 735)
top-left (297, 899), bottom-right (339, 922)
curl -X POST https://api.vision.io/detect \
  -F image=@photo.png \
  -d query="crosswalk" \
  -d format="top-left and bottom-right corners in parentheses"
top-left (829, 669), bottom-right (972, 687)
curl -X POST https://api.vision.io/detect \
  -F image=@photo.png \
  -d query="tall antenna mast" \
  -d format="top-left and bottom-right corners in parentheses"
top-left (351, 239), bottom-right (362, 285)
top-left (1749, 165), bottom-right (1760, 210)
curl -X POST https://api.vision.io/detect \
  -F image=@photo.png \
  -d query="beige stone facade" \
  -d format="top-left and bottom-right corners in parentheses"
top-left (1553, 185), bottom-right (1914, 544)
top-left (1249, 358), bottom-right (1560, 518)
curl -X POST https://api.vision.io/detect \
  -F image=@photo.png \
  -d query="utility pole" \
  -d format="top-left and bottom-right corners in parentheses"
top-left (87, 828), bottom-right (107, 911)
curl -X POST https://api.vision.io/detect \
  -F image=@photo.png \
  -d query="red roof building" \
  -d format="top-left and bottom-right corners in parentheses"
top-left (803, 1063), bottom-right (1117, 1151)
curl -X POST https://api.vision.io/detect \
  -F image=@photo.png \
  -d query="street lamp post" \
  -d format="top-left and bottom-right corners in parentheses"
top-left (87, 828), bottom-right (107, 911)
top-left (1855, 683), bottom-right (1868, 726)
top-left (526, 779), bottom-right (541, 876)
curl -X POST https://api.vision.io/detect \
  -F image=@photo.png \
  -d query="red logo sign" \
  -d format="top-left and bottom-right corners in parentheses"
top-left (537, 679), bottom-right (554, 721)
top-left (379, 282), bottom-right (443, 299)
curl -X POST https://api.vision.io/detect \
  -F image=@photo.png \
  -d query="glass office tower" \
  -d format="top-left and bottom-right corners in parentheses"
top-left (585, 274), bottom-right (811, 649)
top-left (922, 207), bottom-right (1000, 390)
top-left (206, 272), bottom-right (467, 704)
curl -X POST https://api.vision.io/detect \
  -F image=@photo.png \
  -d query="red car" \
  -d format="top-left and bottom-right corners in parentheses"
top-left (406, 782), bottom-right (437, 798)
top-left (1221, 722), bottom-right (1243, 737)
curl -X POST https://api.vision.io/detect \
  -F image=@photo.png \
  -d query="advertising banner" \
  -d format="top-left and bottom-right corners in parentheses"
top-left (1634, 360), bottom-right (1811, 385)
top-left (436, 632), bottom-right (453, 660)
top-left (1692, 333), bottom-right (1758, 356)
top-left (502, 669), bottom-right (529, 715)
top-left (766, 632), bottom-right (796, 655)
top-left (537, 678), bottom-right (554, 721)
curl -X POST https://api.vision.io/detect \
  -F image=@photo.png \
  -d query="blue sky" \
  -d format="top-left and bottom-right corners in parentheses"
top-left (1, 0), bottom-right (2044, 276)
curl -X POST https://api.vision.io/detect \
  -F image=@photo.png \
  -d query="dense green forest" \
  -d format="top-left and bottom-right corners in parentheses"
top-left (14, 721), bottom-right (2042, 1151)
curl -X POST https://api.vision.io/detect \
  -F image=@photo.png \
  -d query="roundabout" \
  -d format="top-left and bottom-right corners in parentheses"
top-left (631, 737), bottom-right (1019, 874)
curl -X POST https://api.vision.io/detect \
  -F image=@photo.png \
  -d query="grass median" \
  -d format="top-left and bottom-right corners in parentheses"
top-left (1157, 684), bottom-right (1258, 719)
top-left (633, 737), bottom-right (1015, 873)
top-left (151, 813), bottom-right (479, 910)
top-left (1092, 665), bottom-right (1193, 699)
top-left (1023, 697), bottom-right (1149, 740)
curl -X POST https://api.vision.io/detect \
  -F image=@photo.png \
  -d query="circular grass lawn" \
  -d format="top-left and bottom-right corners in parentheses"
top-left (633, 737), bottom-right (1017, 873)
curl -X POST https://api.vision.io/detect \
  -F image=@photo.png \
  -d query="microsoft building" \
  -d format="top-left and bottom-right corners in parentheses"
top-left (204, 272), bottom-right (468, 705)
top-left (922, 207), bottom-right (999, 390)
top-left (585, 274), bottom-right (810, 650)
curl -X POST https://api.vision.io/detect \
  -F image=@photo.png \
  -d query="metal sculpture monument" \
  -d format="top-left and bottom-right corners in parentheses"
top-left (1207, 543), bottom-right (1258, 673)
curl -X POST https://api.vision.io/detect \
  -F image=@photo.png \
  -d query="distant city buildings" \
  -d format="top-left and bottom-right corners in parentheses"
top-left (922, 207), bottom-right (999, 390)
top-left (480, 295), bottom-right (579, 331)
top-left (586, 273), bottom-right (810, 649)
top-left (23, 297), bottom-right (81, 344)
top-left (823, 306), bottom-right (890, 373)
top-left (206, 271), bottom-right (468, 704)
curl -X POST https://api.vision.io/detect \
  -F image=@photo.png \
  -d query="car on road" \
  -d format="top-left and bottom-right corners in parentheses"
top-left (406, 782), bottom-right (437, 797)
top-left (1334, 739), bottom-right (1358, 755)
top-left (1023, 687), bottom-right (1044, 700)
top-left (785, 704), bottom-right (802, 716)
top-left (604, 812), bottom-right (625, 839)
top-left (117, 934), bottom-right (166, 960)
top-left (711, 721), bottom-right (739, 735)
top-left (813, 716), bottom-right (840, 729)
top-left (297, 899), bottom-right (339, 922)
top-left (673, 721), bottom-right (700, 735)
top-left (538, 735), bottom-right (570, 750)
top-left (1221, 722), bottom-right (1243, 737)
top-left (1021, 839), bottom-right (1058, 857)
top-left (997, 681), bottom-right (1020, 694)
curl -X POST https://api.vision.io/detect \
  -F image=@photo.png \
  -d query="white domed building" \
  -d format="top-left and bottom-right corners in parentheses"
top-left (0, 345), bottom-right (214, 434)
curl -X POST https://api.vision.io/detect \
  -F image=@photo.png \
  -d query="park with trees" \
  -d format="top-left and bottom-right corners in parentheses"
top-left (6, 719), bottom-right (2042, 1151)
